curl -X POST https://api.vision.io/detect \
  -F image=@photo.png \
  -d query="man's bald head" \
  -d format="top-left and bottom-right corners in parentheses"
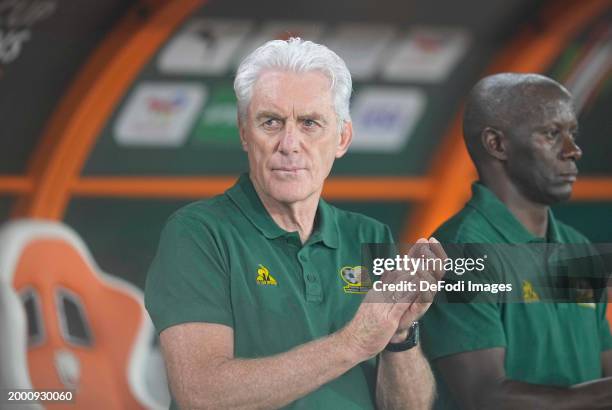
top-left (463, 73), bottom-right (572, 169)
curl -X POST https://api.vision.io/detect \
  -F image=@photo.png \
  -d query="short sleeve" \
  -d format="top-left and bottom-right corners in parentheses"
top-left (144, 214), bottom-right (233, 333)
top-left (598, 300), bottom-right (612, 352)
top-left (382, 224), bottom-right (394, 244)
top-left (589, 248), bottom-right (612, 352)
top-left (420, 300), bottom-right (507, 360)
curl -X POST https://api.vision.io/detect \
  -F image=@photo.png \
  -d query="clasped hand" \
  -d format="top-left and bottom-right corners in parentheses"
top-left (342, 238), bottom-right (447, 358)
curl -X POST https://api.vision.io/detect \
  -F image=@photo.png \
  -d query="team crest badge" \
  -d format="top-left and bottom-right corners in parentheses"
top-left (339, 266), bottom-right (371, 294)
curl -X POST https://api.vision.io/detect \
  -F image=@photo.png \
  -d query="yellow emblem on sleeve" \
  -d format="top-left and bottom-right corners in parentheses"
top-left (522, 280), bottom-right (540, 302)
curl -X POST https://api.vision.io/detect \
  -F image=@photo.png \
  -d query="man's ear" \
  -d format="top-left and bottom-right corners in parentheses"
top-left (335, 121), bottom-right (353, 158)
top-left (238, 116), bottom-right (248, 152)
top-left (481, 126), bottom-right (508, 161)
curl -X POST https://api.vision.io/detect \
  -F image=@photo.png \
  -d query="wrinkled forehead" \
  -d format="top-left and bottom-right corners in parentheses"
top-left (250, 70), bottom-right (333, 110)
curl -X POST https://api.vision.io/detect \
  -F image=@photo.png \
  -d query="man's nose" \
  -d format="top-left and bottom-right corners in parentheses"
top-left (561, 133), bottom-right (582, 161)
top-left (278, 121), bottom-right (300, 154)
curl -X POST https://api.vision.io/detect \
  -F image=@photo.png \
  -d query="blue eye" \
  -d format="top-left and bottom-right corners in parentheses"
top-left (263, 119), bottom-right (282, 129)
top-left (303, 119), bottom-right (318, 128)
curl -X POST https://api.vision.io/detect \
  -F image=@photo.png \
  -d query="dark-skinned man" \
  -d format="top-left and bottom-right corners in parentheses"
top-left (420, 73), bottom-right (612, 410)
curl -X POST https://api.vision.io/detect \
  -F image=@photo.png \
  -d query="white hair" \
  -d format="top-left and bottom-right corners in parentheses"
top-left (234, 37), bottom-right (352, 130)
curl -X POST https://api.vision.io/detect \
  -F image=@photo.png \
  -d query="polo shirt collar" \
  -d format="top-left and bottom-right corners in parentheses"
top-left (467, 182), bottom-right (562, 243)
top-left (311, 198), bottom-right (339, 249)
top-left (226, 174), bottom-right (339, 248)
top-left (546, 212), bottom-right (563, 243)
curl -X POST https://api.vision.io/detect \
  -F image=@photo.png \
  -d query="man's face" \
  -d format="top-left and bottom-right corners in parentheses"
top-left (239, 70), bottom-right (352, 205)
top-left (505, 91), bottom-right (582, 205)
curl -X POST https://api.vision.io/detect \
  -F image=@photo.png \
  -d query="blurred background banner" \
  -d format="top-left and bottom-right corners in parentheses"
top-left (0, 0), bottom-right (610, 407)
top-left (1, 0), bottom-right (609, 286)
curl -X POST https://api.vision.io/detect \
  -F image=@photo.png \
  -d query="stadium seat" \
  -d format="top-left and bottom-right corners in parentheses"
top-left (0, 220), bottom-right (169, 409)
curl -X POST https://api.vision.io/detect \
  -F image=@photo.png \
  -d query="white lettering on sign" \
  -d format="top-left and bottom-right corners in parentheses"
top-left (0, 0), bottom-right (56, 64)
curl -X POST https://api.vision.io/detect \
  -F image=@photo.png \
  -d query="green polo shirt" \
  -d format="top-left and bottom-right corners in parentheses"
top-left (421, 182), bottom-right (612, 410)
top-left (145, 174), bottom-right (393, 409)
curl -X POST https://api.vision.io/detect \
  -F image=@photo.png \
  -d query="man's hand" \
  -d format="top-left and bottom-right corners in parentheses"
top-left (395, 238), bottom-right (447, 337)
top-left (341, 237), bottom-right (447, 358)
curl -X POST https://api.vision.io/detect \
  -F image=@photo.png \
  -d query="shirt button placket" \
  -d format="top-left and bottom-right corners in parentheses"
top-left (298, 250), bottom-right (322, 303)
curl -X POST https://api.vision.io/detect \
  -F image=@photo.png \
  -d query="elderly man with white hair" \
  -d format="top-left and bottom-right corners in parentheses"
top-left (145, 38), bottom-right (445, 409)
